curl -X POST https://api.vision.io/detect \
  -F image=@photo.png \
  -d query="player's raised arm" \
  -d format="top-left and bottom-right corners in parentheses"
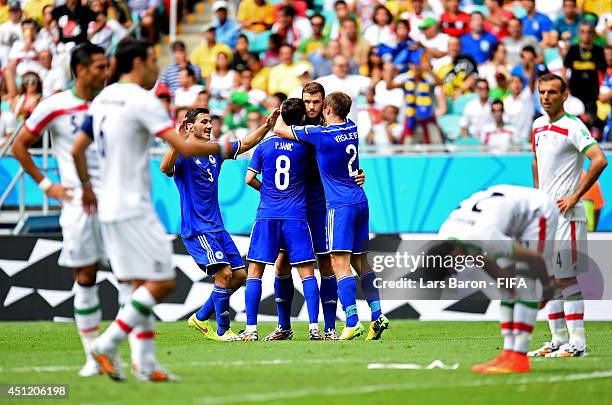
top-left (158, 127), bottom-right (224, 157)
top-left (71, 131), bottom-right (97, 215)
top-left (12, 125), bottom-right (73, 203)
top-left (273, 114), bottom-right (295, 140)
top-left (160, 118), bottom-right (189, 177)
top-left (237, 108), bottom-right (280, 155)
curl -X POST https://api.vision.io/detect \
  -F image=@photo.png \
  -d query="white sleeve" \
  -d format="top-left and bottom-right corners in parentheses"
top-left (140, 94), bottom-right (174, 136)
top-left (568, 121), bottom-right (597, 153)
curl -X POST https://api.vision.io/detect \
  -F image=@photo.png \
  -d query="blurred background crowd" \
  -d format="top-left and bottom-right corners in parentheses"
top-left (0, 0), bottom-right (611, 153)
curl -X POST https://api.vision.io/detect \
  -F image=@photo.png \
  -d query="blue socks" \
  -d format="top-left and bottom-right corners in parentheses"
top-left (301, 276), bottom-right (320, 325)
top-left (360, 272), bottom-right (382, 321)
top-left (212, 286), bottom-right (231, 336)
top-left (320, 275), bottom-right (338, 331)
top-left (245, 277), bottom-right (262, 327)
top-left (274, 274), bottom-right (294, 329)
top-left (337, 275), bottom-right (358, 327)
top-left (196, 295), bottom-right (215, 321)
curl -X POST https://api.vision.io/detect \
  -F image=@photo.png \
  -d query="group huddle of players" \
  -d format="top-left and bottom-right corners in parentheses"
top-left (10, 37), bottom-right (608, 382)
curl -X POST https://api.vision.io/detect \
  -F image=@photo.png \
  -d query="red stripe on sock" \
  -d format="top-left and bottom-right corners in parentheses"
top-left (538, 216), bottom-right (546, 253)
top-left (548, 312), bottom-right (565, 320)
top-left (570, 221), bottom-right (577, 264)
top-left (135, 331), bottom-right (155, 339)
top-left (115, 319), bottom-right (133, 334)
top-left (513, 322), bottom-right (534, 333)
top-left (500, 322), bottom-right (513, 330)
top-left (79, 326), bottom-right (99, 334)
top-left (566, 313), bottom-right (584, 321)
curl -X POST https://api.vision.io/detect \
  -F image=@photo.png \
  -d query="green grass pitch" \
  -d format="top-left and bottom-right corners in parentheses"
top-left (1, 321), bottom-right (611, 404)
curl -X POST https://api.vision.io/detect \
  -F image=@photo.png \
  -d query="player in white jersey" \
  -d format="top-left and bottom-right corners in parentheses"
top-left (71, 39), bottom-right (255, 382)
top-left (11, 43), bottom-right (109, 378)
top-left (438, 185), bottom-right (558, 374)
top-left (529, 74), bottom-right (608, 358)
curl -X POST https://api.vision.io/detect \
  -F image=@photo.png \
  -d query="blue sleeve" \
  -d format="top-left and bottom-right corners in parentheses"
top-left (174, 155), bottom-right (184, 176)
top-left (291, 125), bottom-right (323, 148)
top-left (219, 140), bottom-right (242, 163)
top-left (540, 14), bottom-right (553, 32)
top-left (81, 115), bottom-right (93, 139)
top-left (248, 145), bottom-right (263, 174)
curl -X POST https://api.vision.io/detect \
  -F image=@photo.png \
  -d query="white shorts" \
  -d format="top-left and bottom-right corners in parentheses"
top-left (58, 204), bottom-right (105, 268)
top-left (553, 216), bottom-right (588, 280)
top-left (519, 208), bottom-right (559, 275)
top-left (100, 211), bottom-right (175, 281)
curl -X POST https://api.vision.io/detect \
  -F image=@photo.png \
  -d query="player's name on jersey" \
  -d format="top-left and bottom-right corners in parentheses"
top-left (100, 99), bottom-right (126, 106)
top-left (275, 141), bottom-right (294, 151)
top-left (334, 132), bottom-right (358, 143)
top-left (374, 277), bottom-right (527, 290)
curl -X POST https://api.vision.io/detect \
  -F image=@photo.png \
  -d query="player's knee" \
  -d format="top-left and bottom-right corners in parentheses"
top-left (232, 269), bottom-right (247, 288)
top-left (214, 266), bottom-right (233, 287)
top-left (74, 266), bottom-right (97, 286)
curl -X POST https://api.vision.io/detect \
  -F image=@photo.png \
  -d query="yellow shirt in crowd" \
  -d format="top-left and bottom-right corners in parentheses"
top-left (0, 4), bottom-right (9, 24)
top-left (237, 0), bottom-right (275, 32)
top-left (22, 0), bottom-right (54, 26)
top-left (267, 62), bottom-right (311, 96)
top-left (190, 42), bottom-right (232, 78)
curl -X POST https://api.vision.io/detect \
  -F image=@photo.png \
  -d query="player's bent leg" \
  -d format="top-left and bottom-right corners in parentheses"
top-left (296, 263), bottom-right (323, 340)
top-left (240, 262), bottom-right (266, 341)
top-left (332, 253), bottom-right (363, 340)
top-left (73, 265), bottom-right (102, 377)
top-left (210, 265), bottom-right (240, 341)
top-left (352, 255), bottom-right (389, 341)
top-left (318, 255), bottom-right (338, 339)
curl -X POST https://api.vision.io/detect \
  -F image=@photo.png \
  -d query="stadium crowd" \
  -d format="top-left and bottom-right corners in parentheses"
top-left (1, 0), bottom-right (611, 152)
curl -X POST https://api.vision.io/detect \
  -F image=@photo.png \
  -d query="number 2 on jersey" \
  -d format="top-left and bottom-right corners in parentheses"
top-left (346, 144), bottom-right (358, 177)
top-left (275, 155), bottom-right (290, 190)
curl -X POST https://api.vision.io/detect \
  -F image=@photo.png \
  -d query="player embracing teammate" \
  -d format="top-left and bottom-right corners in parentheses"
top-left (529, 74), bottom-right (607, 358)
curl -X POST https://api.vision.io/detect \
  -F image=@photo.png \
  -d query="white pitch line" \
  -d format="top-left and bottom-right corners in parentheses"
top-left (194, 369), bottom-right (612, 405)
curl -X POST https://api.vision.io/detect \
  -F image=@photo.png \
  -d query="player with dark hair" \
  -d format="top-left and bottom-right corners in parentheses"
top-left (12, 42), bottom-right (108, 378)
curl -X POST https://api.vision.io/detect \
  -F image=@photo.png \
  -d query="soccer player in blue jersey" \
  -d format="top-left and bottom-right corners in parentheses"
top-left (274, 92), bottom-right (389, 340)
top-left (160, 107), bottom-right (279, 341)
top-left (239, 98), bottom-right (322, 341)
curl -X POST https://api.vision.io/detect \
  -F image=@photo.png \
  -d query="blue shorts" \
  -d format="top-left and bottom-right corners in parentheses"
top-left (247, 219), bottom-right (315, 265)
top-left (307, 208), bottom-right (327, 255)
top-left (182, 230), bottom-right (245, 275)
top-left (326, 201), bottom-right (369, 254)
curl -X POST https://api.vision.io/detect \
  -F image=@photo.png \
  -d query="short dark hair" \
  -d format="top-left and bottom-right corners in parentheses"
top-left (281, 98), bottom-right (306, 126)
top-left (491, 100), bottom-right (504, 110)
top-left (521, 45), bottom-right (537, 57)
top-left (273, 92), bottom-right (288, 104)
top-left (372, 5), bottom-right (392, 25)
top-left (171, 40), bottom-right (186, 51)
top-left (281, 5), bottom-right (295, 18)
top-left (310, 13), bottom-right (325, 24)
top-left (180, 65), bottom-right (196, 78)
top-left (70, 41), bottom-right (106, 78)
top-left (476, 78), bottom-right (489, 89)
top-left (238, 33), bottom-right (249, 42)
top-left (185, 108), bottom-right (210, 124)
top-left (471, 11), bottom-right (484, 18)
top-left (323, 92), bottom-right (351, 119)
top-left (538, 73), bottom-right (567, 93)
top-left (114, 39), bottom-right (151, 76)
top-left (302, 81), bottom-right (325, 98)
top-left (334, 0), bottom-right (347, 8)
top-left (21, 18), bottom-right (38, 31)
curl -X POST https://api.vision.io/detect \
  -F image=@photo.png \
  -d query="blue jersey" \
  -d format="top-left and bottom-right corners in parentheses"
top-left (173, 140), bottom-right (241, 238)
top-left (291, 119), bottom-right (367, 209)
top-left (248, 135), bottom-right (310, 220)
top-left (305, 150), bottom-right (326, 211)
top-left (521, 12), bottom-right (552, 42)
top-left (459, 32), bottom-right (498, 65)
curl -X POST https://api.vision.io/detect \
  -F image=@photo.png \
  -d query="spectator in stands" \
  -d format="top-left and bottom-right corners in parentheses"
top-left (374, 61), bottom-right (404, 109)
top-left (0, 0), bottom-right (9, 25)
top-left (297, 13), bottom-right (327, 59)
top-left (22, 0), bottom-right (52, 27)
top-left (503, 18), bottom-right (540, 66)
top-left (238, 67), bottom-right (267, 106)
top-left (490, 72), bottom-right (511, 101)
top-left (272, 5), bottom-right (312, 49)
top-left (212, 0), bottom-right (239, 49)
top-left (563, 21), bottom-right (606, 118)
top-left (127, 0), bottom-right (158, 43)
top-left (479, 42), bottom-right (512, 90)
top-left (510, 45), bottom-right (548, 86)
top-left (223, 91), bottom-right (250, 137)
top-left (38, 49), bottom-right (66, 97)
top-left (363, 46), bottom-right (382, 79)
top-left (325, 0), bottom-right (350, 40)
top-left (230, 34), bottom-right (252, 72)
top-left (0, 4), bottom-right (24, 59)
top-left (174, 66), bottom-right (205, 109)
top-left (263, 32), bottom-right (283, 67)
top-left (339, 17), bottom-right (370, 68)
top-left (504, 72), bottom-right (535, 143)
top-left (460, 78), bottom-right (494, 138)
top-left (555, 0), bottom-right (582, 39)
top-left (366, 104), bottom-right (401, 153)
top-left (484, 0), bottom-right (514, 40)
top-left (52, 0), bottom-right (96, 45)
top-left (37, 5), bottom-right (57, 51)
top-left (405, 0), bottom-right (435, 42)
top-left (318, 54), bottom-right (372, 122)
top-left (480, 100), bottom-right (519, 154)
top-left (8, 19), bottom-right (46, 77)
top-left (11, 70), bottom-right (41, 121)
top-left (440, 0), bottom-right (470, 38)
top-left (520, 0), bottom-right (553, 44)
top-left (159, 40), bottom-right (201, 97)
top-left (418, 17), bottom-right (449, 67)
top-left (460, 12), bottom-right (498, 65)
top-left (310, 39), bottom-right (358, 79)
top-left (377, 19), bottom-right (411, 62)
top-left (357, 87), bottom-right (381, 141)
top-left (600, 46), bottom-right (612, 141)
top-left (595, 12), bottom-right (612, 47)
top-left (190, 25), bottom-right (232, 78)
top-left (248, 53), bottom-right (269, 93)
top-left (363, 5), bottom-right (396, 47)
top-left (237, 0), bottom-right (275, 33)
top-left (436, 36), bottom-right (478, 99)
top-left (206, 51), bottom-right (237, 114)
top-left (267, 44), bottom-right (303, 96)
top-left (194, 90), bottom-right (209, 109)
top-left (87, 10), bottom-right (128, 51)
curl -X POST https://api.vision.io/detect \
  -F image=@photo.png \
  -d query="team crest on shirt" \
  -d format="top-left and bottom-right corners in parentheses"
top-left (209, 155), bottom-right (216, 164)
top-left (195, 158), bottom-right (202, 165)
top-left (215, 251), bottom-right (223, 260)
top-left (480, 41), bottom-right (489, 52)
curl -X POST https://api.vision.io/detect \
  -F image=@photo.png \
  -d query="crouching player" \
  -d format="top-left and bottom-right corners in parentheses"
top-left (160, 107), bottom-right (280, 341)
top-left (437, 184), bottom-right (558, 374)
top-left (240, 98), bottom-right (322, 341)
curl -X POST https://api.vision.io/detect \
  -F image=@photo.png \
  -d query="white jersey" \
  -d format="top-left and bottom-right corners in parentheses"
top-left (24, 90), bottom-right (99, 206)
top-left (480, 123), bottom-right (519, 154)
top-left (532, 113), bottom-right (597, 221)
top-left (87, 82), bottom-right (174, 222)
top-left (439, 185), bottom-right (559, 257)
